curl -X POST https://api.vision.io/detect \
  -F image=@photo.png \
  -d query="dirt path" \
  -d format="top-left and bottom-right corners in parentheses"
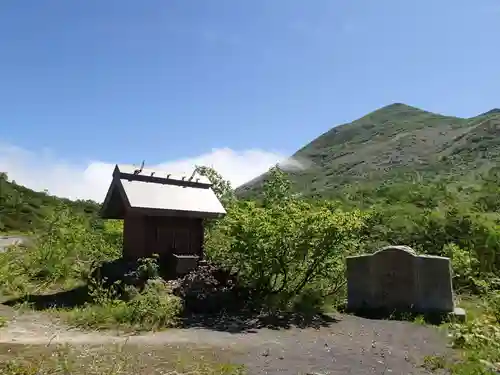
top-left (0, 308), bottom-right (452, 374)
top-left (0, 235), bottom-right (32, 252)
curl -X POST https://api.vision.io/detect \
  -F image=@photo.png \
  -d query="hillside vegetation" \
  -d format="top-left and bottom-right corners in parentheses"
top-left (237, 103), bottom-right (500, 198)
top-left (0, 105), bottom-right (500, 373)
top-left (0, 172), bottom-right (99, 233)
top-left (0, 165), bottom-right (499, 373)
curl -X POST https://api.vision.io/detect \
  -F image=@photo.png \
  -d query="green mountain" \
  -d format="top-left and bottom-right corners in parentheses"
top-left (2, 102), bottom-right (499, 231)
top-left (237, 103), bottom-right (500, 198)
top-left (0, 172), bottom-right (99, 233)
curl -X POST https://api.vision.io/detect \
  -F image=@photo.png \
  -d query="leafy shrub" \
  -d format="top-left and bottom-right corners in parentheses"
top-left (450, 315), bottom-right (500, 351)
top-left (0, 206), bottom-right (121, 296)
top-left (66, 278), bottom-right (183, 331)
top-left (448, 295), bottom-right (500, 373)
top-left (122, 279), bottom-right (183, 328)
top-left (287, 287), bottom-right (326, 315)
top-left (444, 243), bottom-right (488, 294)
top-left (205, 167), bottom-right (368, 311)
top-left (90, 255), bottom-right (161, 293)
top-left (365, 202), bottom-right (500, 283)
top-left (489, 292), bottom-right (500, 324)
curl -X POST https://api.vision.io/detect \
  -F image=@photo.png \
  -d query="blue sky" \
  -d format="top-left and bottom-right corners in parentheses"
top-left (0, 0), bottom-right (499, 200)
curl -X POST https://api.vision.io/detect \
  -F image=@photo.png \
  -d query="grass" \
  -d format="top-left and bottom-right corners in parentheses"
top-left (61, 299), bottom-right (181, 333)
top-left (0, 273), bottom-right (184, 333)
top-left (422, 354), bottom-right (448, 372)
top-left (419, 294), bottom-right (500, 374)
top-left (59, 278), bottom-right (183, 332)
top-left (455, 295), bottom-right (491, 321)
top-left (0, 342), bottom-right (246, 375)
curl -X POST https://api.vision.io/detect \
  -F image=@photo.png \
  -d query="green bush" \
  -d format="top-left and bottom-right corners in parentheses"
top-left (0, 205), bottom-right (121, 296)
top-left (205, 167), bottom-right (368, 311)
top-left (65, 278), bottom-right (183, 331)
top-left (448, 295), bottom-right (500, 374)
top-left (444, 243), bottom-right (489, 294)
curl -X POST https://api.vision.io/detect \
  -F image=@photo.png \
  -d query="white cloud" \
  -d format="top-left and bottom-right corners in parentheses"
top-left (0, 144), bottom-right (299, 203)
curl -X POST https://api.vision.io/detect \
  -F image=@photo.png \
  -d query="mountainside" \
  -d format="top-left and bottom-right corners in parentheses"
top-left (2, 102), bottom-right (499, 230)
top-left (237, 103), bottom-right (500, 198)
top-left (0, 172), bottom-right (100, 233)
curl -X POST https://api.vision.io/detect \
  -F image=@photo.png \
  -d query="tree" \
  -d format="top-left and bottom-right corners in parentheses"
top-left (205, 167), bottom-right (368, 309)
top-left (262, 166), bottom-right (292, 207)
top-left (194, 165), bottom-right (235, 206)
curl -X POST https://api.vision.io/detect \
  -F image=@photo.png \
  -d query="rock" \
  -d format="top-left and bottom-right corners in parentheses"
top-left (346, 245), bottom-right (460, 316)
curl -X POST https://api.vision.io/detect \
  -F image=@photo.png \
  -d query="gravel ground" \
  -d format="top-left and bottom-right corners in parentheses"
top-left (229, 315), bottom-right (451, 375)
top-left (0, 306), bottom-right (452, 375)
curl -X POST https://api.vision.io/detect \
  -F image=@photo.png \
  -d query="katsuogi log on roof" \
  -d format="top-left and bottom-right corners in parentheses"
top-left (100, 164), bottom-right (227, 220)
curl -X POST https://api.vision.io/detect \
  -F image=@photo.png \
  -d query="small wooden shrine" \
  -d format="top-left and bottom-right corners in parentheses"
top-left (100, 163), bottom-right (226, 277)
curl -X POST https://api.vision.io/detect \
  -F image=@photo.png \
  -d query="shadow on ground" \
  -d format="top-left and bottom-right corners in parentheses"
top-left (1, 285), bottom-right (341, 334)
top-left (179, 310), bottom-right (341, 333)
top-left (337, 304), bottom-right (450, 326)
top-left (2, 285), bottom-right (91, 310)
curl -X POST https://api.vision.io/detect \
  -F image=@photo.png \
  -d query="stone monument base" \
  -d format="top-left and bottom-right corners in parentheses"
top-left (449, 307), bottom-right (467, 323)
top-left (345, 304), bottom-right (467, 324)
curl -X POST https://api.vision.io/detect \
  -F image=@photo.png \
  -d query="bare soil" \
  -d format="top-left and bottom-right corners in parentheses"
top-left (0, 305), bottom-right (452, 374)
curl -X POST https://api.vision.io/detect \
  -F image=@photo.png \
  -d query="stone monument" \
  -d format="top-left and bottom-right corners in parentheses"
top-left (346, 245), bottom-right (465, 320)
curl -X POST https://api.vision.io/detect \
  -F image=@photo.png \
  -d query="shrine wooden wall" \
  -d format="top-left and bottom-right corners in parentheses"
top-left (123, 213), bottom-right (204, 261)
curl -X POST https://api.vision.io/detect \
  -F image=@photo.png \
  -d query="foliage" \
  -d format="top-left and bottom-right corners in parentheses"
top-left (194, 165), bottom-right (236, 232)
top-left (206, 166), bottom-right (367, 310)
top-left (444, 244), bottom-right (488, 294)
top-left (126, 254), bottom-right (161, 283)
top-left (194, 165), bottom-right (235, 206)
top-left (446, 295), bottom-right (500, 374)
top-left (0, 172), bottom-right (99, 233)
top-left (60, 255), bottom-right (183, 332)
top-left (0, 205), bottom-right (121, 296)
top-left (355, 178), bottom-right (500, 290)
top-left (65, 278), bottom-right (183, 331)
top-left (4, 162), bottom-right (499, 312)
